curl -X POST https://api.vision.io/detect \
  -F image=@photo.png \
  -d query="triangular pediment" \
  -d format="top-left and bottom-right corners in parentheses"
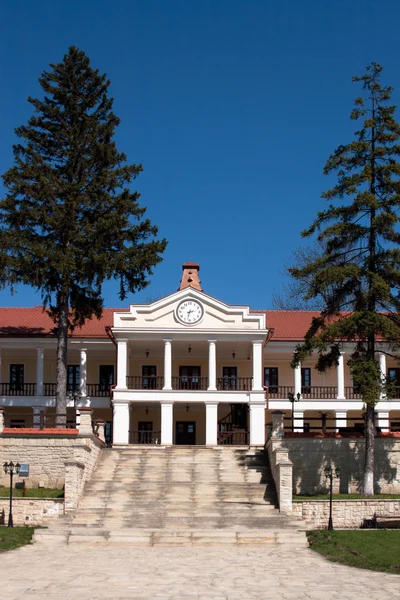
top-left (113, 288), bottom-right (266, 332)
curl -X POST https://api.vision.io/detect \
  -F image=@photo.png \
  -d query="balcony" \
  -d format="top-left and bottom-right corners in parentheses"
top-left (125, 376), bottom-right (253, 391)
top-left (0, 383), bottom-right (112, 397)
top-left (267, 386), bottom-right (339, 400)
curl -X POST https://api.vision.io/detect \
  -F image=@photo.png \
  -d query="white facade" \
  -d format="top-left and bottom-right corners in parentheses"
top-left (0, 264), bottom-right (399, 444)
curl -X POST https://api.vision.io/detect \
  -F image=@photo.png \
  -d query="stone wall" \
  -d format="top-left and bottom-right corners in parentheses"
top-left (0, 433), bottom-right (79, 488)
top-left (285, 436), bottom-right (400, 495)
top-left (293, 499), bottom-right (400, 529)
top-left (265, 412), bottom-right (293, 513)
top-left (0, 498), bottom-right (64, 526)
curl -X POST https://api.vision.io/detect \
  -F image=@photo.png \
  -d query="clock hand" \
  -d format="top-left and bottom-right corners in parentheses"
top-left (187, 309), bottom-right (193, 318)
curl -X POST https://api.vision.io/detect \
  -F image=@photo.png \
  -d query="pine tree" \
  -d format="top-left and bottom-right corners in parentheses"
top-left (290, 63), bottom-right (400, 495)
top-left (1, 47), bottom-right (167, 424)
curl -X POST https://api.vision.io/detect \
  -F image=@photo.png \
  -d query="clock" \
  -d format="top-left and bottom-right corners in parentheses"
top-left (176, 299), bottom-right (204, 325)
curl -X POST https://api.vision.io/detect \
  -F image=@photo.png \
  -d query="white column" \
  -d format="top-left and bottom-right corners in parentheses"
top-left (33, 407), bottom-right (45, 429)
top-left (163, 338), bottom-right (172, 390)
top-left (113, 402), bottom-right (130, 444)
top-left (377, 411), bottom-right (390, 433)
top-left (294, 362), bottom-right (302, 396)
top-left (161, 401), bottom-right (173, 445)
top-left (116, 340), bottom-right (128, 389)
top-left (205, 402), bottom-right (218, 445)
top-left (337, 351), bottom-right (345, 399)
top-left (252, 340), bottom-right (263, 391)
top-left (249, 403), bottom-right (266, 445)
top-left (36, 347), bottom-right (44, 396)
top-left (335, 410), bottom-right (347, 432)
top-left (293, 410), bottom-right (304, 432)
top-left (80, 348), bottom-right (87, 397)
top-left (208, 340), bottom-right (217, 391)
top-left (379, 352), bottom-right (386, 399)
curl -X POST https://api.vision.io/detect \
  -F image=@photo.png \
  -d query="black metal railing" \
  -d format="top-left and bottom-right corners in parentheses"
top-left (266, 385), bottom-right (294, 399)
top-left (216, 377), bottom-right (252, 391)
top-left (126, 376), bottom-right (164, 390)
top-left (4, 411), bottom-right (77, 429)
top-left (172, 376), bottom-right (209, 390)
top-left (0, 383), bottom-right (36, 396)
top-left (300, 386), bottom-right (338, 399)
top-left (129, 430), bottom-right (161, 444)
top-left (218, 428), bottom-right (249, 445)
top-left (86, 383), bottom-right (112, 397)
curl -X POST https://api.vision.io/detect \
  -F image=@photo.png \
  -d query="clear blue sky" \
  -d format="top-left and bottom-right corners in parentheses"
top-left (1, 0), bottom-right (400, 309)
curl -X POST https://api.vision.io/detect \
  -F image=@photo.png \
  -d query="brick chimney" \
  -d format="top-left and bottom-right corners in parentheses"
top-left (178, 261), bottom-right (202, 291)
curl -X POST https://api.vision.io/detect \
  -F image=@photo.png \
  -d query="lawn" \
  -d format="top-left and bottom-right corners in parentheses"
top-left (294, 493), bottom-right (400, 500)
top-left (0, 486), bottom-right (64, 498)
top-left (307, 530), bottom-right (400, 574)
top-left (0, 527), bottom-right (36, 552)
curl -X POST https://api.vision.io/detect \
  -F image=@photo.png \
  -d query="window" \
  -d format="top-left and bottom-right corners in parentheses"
top-left (10, 364), bottom-right (24, 391)
top-left (67, 365), bottom-right (80, 392)
top-left (301, 367), bottom-right (311, 392)
top-left (142, 365), bottom-right (157, 389)
top-left (179, 366), bottom-right (200, 390)
top-left (222, 367), bottom-right (237, 390)
top-left (264, 368), bottom-right (278, 393)
top-left (388, 368), bottom-right (400, 385)
top-left (99, 365), bottom-right (114, 391)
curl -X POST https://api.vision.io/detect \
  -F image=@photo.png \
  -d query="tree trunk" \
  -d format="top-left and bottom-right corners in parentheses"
top-left (56, 290), bottom-right (69, 427)
top-left (363, 403), bottom-right (375, 495)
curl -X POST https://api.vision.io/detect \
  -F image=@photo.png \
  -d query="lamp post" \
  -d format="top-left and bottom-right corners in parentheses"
top-left (324, 464), bottom-right (340, 531)
top-left (3, 461), bottom-right (20, 527)
top-left (288, 392), bottom-right (301, 432)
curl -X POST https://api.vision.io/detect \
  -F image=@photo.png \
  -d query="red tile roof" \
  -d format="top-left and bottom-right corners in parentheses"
top-left (0, 307), bottom-right (120, 338)
top-left (0, 307), bottom-right (338, 341)
top-left (253, 310), bottom-right (319, 341)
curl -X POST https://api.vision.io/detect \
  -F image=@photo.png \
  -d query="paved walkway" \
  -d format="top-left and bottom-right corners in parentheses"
top-left (1, 544), bottom-right (399, 599)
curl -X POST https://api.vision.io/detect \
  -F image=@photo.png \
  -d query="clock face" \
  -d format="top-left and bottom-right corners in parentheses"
top-left (176, 299), bottom-right (204, 325)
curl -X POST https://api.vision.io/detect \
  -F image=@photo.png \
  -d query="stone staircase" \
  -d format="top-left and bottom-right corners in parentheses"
top-left (34, 446), bottom-right (306, 547)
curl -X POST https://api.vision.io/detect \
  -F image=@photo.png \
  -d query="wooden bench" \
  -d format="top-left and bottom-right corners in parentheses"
top-left (373, 513), bottom-right (400, 529)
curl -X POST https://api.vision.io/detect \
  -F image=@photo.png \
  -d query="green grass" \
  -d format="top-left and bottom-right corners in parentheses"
top-left (0, 486), bottom-right (64, 498)
top-left (0, 527), bottom-right (36, 552)
top-left (294, 493), bottom-right (400, 500)
top-left (307, 530), bottom-right (400, 573)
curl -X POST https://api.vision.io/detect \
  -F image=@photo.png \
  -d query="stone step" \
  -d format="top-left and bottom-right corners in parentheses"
top-left (33, 528), bottom-right (308, 547)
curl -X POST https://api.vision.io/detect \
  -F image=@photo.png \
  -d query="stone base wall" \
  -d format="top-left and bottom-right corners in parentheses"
top-left (0, 498), bottom-right (64, 526)
top-left (0, 432), bottom-right (104, 489)
top-left (285, 437), bottom-right (400, 495)
top-left (293, 499), bottom-right (400, 529)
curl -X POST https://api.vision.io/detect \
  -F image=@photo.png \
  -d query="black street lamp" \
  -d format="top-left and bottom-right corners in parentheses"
top-left (288, 392), bottom-right (301, 432)
top-left (324, 464), bottom-right (340, 531)
top-left (3, 461), bottom-right (20, 527)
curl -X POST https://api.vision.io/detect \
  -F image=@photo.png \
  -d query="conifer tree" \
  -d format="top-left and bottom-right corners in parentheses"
top-left (0, 47), bottom-right (167, 424)
top-left (290, 63), bottom-right (400, 495)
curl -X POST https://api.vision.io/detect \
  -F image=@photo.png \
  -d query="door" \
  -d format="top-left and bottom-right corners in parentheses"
top-left (222, 367), bottom-right (237, 390)
top-left (99, 365), bottom-right (114, 392)
top-left (10, 364), bottom-right (24, 392)
top-left (231, 404), bottom-right (248, 429)
top-left (179, 366), bottom-right (201, 390)
top-left (142, 365), bottom-right (157, 389)
top-left (176, 421), bottom-right (196, 445)
top-left (138, 421), bottom-right (153, 444)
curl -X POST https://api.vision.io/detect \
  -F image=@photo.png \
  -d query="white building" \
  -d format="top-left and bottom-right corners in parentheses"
top-left (0, 261), bottom-right (399, 443)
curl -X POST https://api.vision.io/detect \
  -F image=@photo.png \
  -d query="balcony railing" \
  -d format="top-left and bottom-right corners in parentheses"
top-left (0, 383), bottom-right (36, 396)
top-left (172, 376), bottom-right (209, 390)
top-left (86, 384), bottom-right (112, 398)
top-left (216, 377), bottom-right (252, 391)
top-left (126, 376), bottom-right (164, 390)
top-left (4, 411), bottom-right (77, 429)
top-left (129, 430), bottom-right (161, 444)
top-left (300, 386), bottom-right (338, 399)
top-left (0, 383), bottom-right (113, 397)
top-left (267, 386), bottom-right (294, 399)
